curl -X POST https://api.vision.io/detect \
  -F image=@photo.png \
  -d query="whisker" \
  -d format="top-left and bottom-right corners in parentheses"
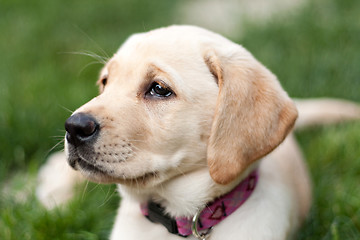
top-left (72, 24), bottom-right (110, 60)
top-left (142, 21), bottom-right (148, 32)
top-left (45, 139), bottom-right (65, 157)
top-left (98, 186), bottom-right (117, 208)
top-left (98, 185), bottom-right (106, 195)
top-left (58, 104), bottom-right (74, 114)
top-left (128, 144), bottom-right (141, 153)
top-left (82, 180), bottom-right (90, 201)
top-left (87, 182), bottom-right (101, 194)
top-left (50, 136), bottom-right (66, 139)
top-left (78, 61), bottom-right (104, 77)
top-left (81, 50), bottom-right (108, 64)
top-left (59, 51), bottom-right (107, 64)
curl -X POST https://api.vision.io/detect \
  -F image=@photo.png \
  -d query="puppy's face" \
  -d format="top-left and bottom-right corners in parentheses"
top-left (65, 29), bottom-right (218, 187)
top-left (65, 26), bottom-right (297, 187)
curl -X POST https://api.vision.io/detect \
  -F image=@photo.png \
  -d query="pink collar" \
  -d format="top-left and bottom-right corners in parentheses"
top-left (140, 169), bottom-right (259, 237)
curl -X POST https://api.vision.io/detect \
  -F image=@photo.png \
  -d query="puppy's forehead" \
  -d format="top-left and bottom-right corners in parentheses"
top-left (111, 25), bottom-right (241, 67)
top-left (103, 27), bottom-right (212, 82)
top-left (116, 29), bottom-right (202, 61)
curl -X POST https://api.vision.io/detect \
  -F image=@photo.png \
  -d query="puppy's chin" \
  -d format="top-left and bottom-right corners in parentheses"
top-left (67, 156), bottom-right (163, 187)
top-left (83, 169), bottom-right (162, 188)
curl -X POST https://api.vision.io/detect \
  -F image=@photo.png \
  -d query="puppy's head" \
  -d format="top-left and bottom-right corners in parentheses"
top-left (64, 26), bottom-right (297, 187)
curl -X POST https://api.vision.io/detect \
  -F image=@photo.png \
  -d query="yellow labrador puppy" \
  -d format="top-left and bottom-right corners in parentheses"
top-left (37, 25), bottom-right (360, 239)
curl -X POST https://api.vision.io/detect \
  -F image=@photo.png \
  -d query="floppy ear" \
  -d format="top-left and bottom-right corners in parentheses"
top-left (204, 45), bottom-right (298, 185)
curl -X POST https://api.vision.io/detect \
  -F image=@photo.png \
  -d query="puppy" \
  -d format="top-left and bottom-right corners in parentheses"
top-left (37, 25), bottom-right (360, 239)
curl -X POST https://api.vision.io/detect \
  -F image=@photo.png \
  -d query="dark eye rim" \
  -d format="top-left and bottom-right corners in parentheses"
top-left (145, 81), bottom-right (175, 99)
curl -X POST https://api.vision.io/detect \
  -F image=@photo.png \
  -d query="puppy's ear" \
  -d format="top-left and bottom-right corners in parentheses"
top-left (204, 46), bottom-right (298, 185)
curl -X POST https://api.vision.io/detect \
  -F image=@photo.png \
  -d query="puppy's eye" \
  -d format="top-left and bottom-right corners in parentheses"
top-left (147, 82), bottom-right (173, 98)
top-left (101, 75), bottom-right (108, 87)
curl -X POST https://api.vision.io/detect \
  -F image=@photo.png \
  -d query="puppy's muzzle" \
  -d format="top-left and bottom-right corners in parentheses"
top-left (65, 113), bottom-right (99, 147)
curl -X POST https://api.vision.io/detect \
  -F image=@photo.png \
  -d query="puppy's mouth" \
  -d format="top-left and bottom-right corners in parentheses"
top-left (71, 154), bottom-right (159, 186)
top-left (76, 157), bottom-right (107, 174)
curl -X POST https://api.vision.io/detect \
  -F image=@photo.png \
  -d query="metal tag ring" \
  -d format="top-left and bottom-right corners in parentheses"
top-left (191, 208), bottom-right (212, 240)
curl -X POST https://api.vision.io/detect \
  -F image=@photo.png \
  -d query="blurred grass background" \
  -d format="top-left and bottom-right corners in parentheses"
top-left (0, 0), bottom-right (359, 239)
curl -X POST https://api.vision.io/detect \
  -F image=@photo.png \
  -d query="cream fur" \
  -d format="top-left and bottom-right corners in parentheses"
top-left (36, 26), bottom-right (360, 240)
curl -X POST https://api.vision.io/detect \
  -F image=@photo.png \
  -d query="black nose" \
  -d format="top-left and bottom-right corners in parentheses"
top-left (65, 113), bottom-right (99, 146)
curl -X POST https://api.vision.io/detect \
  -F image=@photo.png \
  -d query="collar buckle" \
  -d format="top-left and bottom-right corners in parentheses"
top-left (146, 201), bottom-right (179, 235)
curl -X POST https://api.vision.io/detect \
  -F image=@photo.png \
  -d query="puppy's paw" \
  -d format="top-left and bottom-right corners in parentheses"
top-left (36, 151), bottom-right (83, 209)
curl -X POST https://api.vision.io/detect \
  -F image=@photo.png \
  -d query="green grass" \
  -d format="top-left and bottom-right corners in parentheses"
top-left (1, 0), bottom-right (360, 239)
top-left (296, 123), bottom-right (360, 240)
top-left (1, 179), bottom-right (119, 240)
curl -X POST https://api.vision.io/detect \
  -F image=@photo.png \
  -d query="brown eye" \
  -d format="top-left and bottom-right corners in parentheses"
top-left (147, 82), bottom-right (173, 98)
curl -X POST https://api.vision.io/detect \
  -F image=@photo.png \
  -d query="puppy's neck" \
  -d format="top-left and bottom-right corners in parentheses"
top-left (119, 162), bottom-right (259, 217)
